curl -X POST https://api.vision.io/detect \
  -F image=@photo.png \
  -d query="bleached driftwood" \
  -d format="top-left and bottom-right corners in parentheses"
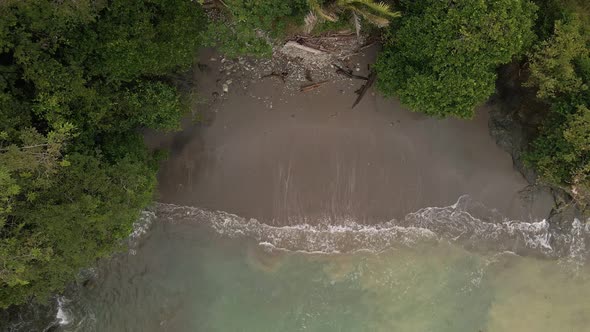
top-left (281, 41), bottom-right (326, 56)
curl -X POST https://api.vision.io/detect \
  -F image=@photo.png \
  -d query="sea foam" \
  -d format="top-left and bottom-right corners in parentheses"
top-left (153, 195), bottom-right (590, 264)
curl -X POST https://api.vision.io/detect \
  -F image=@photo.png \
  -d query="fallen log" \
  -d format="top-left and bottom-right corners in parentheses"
top-left (282, 41), bottom-right (326, 56)
top-left (352, 71), bottom-right (376, 109)
top-left (333, 63), bottom-right (368, 81)
top-left (300, 80), bottom-right (329, 92)
top-left (357, 41), bottom-right (377, 52)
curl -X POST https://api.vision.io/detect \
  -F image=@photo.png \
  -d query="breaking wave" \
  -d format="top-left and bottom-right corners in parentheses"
top-left (55, 297), bottom-right (71, 326)
top-left (127, 210), bottom-right (156, 255)
top-left (154, 196), bottom-right (590, 264)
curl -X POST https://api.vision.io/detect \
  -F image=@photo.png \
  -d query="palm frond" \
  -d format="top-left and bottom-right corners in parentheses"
top-left (307, 0), bottom-right (339, 22)
top-left (352, 12), bottom-right (362, 38)
top-left (348, 7), bottom-right (390, 27)
top-left (304, 11), bottom-right (319, 34)
top-left (340, 0), bottom-right (401, 19)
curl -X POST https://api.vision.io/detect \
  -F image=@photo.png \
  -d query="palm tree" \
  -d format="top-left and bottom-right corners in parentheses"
top-left (338, 0), bottom-right (400, 27)
top-left (307, 0), bottom-right (339, 23)
top-left (304, 0), bottom-right (400, 35)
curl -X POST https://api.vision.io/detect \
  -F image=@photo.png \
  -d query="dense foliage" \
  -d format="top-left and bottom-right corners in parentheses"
top-left (375, 0), bottom-right (537, 118)
top-left (201, 0), bottom-right (398, 58)
top-left (306, 0), bottom-right (400, 29)
top-left (524, 2), bottom-right (590, 204)
top-left (202, 0), bottom-right (309, 57)
top-left (0, 0), bottom-right (205, 307)
top-left (1, 0), bottom-right (589, 312)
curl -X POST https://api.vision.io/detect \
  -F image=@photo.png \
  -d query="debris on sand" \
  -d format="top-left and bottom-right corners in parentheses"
top-left (262, 71), bottom-right (289, 83)
top-left (282, 41), bottom-right (326, 55)
top-left (280, 41), bottom-right (332, 68)
top-left (352, 71), bottom-right (377, 108)
top-left (300, 80), bottom-right (329, 93)
top-left (210, 32), bottom-right (375, 95)
top-left (280, 34), bottom-right (365, 69)
top-left (333, 63), bottom-right (368, 81)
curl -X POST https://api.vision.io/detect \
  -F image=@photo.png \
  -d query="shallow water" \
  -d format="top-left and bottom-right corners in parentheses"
top-left (46, 199), bottom-right (590, 332)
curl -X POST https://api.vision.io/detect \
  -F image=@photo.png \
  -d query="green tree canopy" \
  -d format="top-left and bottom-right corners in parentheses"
top-left (0, 0), bottom-right (205, 308)
top-left (202, 0), bottom-right (308, 57)
top-left (526, 16), bottom-right (590, 100)
top-left (375, 0), bottom-right (537, 118)
top-left (524, 7), bottom-right (590, 205)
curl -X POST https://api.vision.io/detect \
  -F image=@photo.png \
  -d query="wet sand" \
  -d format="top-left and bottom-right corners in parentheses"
top-left (146, 50), bottom-right (553, 225)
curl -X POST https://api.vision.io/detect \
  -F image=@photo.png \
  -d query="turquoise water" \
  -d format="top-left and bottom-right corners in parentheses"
top-left (52, 204), bottom-right (590, 332)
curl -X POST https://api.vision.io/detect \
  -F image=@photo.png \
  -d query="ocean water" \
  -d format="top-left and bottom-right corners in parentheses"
top-left (23, 198), bottom-right (590, 331)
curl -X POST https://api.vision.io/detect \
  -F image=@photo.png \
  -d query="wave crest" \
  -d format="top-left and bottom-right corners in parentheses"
top-left (153, 196), bottom-right (590, 262)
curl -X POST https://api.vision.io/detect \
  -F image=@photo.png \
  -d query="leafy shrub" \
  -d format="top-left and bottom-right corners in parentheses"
top-left (202, 0), bottom-right (308, 57)
top-left (375, 0), bottom-right (537, 118)
top-left (525, 16), bottom-right (589, 100)
top-left (524, 11), bottom-right (590, 203)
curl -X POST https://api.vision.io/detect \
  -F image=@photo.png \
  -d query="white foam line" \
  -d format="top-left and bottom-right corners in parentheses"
top-left (56, 296), bottom-right (71, 325)
top-left (152, 196), bottom-right (590, 263)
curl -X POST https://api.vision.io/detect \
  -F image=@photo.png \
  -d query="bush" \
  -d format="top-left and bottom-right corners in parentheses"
top-left (524, 9), bottom-right (590, 203)
top-left (202, 0), bottom-right (308, 57)
top-left (525, 16), bottom-right (589, 100)
top-left (375, 0), bottom-right (537, 118)
top-left (526, 105), bottom-right (590, 201)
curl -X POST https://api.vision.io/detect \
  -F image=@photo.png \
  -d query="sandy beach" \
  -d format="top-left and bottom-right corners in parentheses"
top-left (146, 49), bottom-right (553, 225)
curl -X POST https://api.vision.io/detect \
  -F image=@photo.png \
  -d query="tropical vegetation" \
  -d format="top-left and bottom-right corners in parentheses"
top-left (0, 0), bottom-right (204, 308)
top-left (523, 0), bottom-right (590, 206)
top-left (1, 0), bottom-right (589, 311)
top-left (374, 0), bottom-right (537, 118)
top-left (305, 0), bottom-right (400, 34)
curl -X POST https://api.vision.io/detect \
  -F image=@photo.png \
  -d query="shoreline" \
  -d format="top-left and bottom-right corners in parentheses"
top-left (147, 48), bottom-right (554, 225)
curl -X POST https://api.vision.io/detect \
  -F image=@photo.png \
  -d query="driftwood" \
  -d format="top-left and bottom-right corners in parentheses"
top-left (282, 41), bottom-right (326, 55)
top-left (297, 41), bottom-right (333, 53)
top-left (294, 33), bottom-right (356, 40)
top-left (357, 41), bottom-right (376, 52)
top-left (300, 80), bottom-right (329, 92)
top-left (352, 71), bottom-right (376, 108)
top-left (346, 42), bottom-right (378, 58)
top-left (290, 34), bottom-right (358, 54)
top-left (332, 63), bottom-right (368, 81)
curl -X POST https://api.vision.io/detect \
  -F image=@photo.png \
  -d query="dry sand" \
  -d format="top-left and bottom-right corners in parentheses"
top-left (146, 50), bottom-right (553, 225)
